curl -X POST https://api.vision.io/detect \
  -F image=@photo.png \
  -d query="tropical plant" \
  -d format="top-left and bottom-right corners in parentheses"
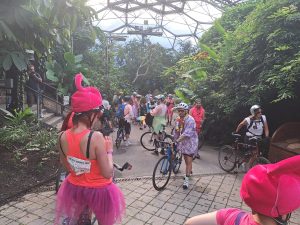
top-left (46, 52), bottom-right (90, 95)
top-left (4, 107), bottom-right (34, 126)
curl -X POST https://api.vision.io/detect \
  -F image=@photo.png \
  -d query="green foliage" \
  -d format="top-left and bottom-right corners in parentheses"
top-left (5, 107), bottom-right (33, 126)
top-left (162, 0), bottom-right (300, 143)
top-left (0, 115), bottom-right (57, 152)
top-left (46, 51), bottom-right (89, 95)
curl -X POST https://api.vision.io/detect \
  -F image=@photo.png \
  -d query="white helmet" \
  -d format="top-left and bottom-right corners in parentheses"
top-left (250, 105), bottom-right (261, 115)
top-left (176, 102), bottom-right (189, 110)
top-left (155, 94), bottom-right (165, 101)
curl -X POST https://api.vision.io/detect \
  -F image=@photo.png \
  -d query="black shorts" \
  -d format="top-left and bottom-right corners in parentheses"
top-left (119, 119), bottom-right (131, 135)
top-left (124, 121), bottom-right (131, 135)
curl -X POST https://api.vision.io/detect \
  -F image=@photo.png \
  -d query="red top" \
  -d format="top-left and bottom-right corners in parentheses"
top-left (66, 129), bottom-right (112, 187)
top-left (189, 106), bottom-right (205, 133)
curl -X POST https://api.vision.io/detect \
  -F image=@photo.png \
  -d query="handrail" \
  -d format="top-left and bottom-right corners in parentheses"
top-left (25, 85), bottom-right (70, 119)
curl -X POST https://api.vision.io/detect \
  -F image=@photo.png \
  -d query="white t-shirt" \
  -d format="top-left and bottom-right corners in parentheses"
top-left (102, 99), bottom-right (110, 110)
top-left (245, 115), bottom-right (266, 136)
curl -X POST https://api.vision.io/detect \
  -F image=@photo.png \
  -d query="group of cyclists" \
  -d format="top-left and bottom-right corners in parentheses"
top-left (55, 73), bottom-right (300, 225)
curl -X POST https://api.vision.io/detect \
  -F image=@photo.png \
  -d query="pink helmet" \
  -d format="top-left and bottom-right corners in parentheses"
top-left (71, 73), bottom-right (102, 113)
top-left (240, 155), bottom-right (300, 217)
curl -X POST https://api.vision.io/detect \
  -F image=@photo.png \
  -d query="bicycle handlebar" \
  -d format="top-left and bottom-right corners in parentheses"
top-left (113, 162), bottom-right (132, 171)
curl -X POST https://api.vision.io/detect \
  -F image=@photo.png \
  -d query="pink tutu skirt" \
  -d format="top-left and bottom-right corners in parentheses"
top-left (55, 180), bottom-right (125, 225)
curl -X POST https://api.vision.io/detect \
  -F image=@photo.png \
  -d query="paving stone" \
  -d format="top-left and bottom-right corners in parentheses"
top-left (210, 202), bottom-right (226, 210)
top-left (189, 210), bottom-right (206, 217)
top-left (193, 203), bottom-right (210, 212)
top-left (27, 217), bottom-right (51, 225)
top-left (166, 197), bottom-right (183, 205)
top-left (168, 213), bottom-right (187, 224)
top-left (149, 199), bottom-right (165, 208)
top-left (162, 202), bottom-right (177, 212)
top-left (7, 222), bottom-right (21, 225)
top-left (175, 206), bottom-right (192, 217)
top-left (0, 207), bottom-right (19, 216)
top-left (0, 216), bottom-right (12, 224)
top-left (134, 211), bottom-right (152, 222)
top-left (179, 200), bottom-right (196, 210)
top-left (124, 197), bottom-right (135, 206)
top-left (155, 209), bottom-right (172, 220)
top-left (147, 215), bottom-right (166, 225)
top-left (131, 200), bottom-right (147, 210)
top-left (125, 218), bottom-right (145, 225)
top-left (138, 195), bottom-right (153, 204)
top-left (143, 205), bottom-right (159, 215)
top-left (214, 196), bottom-right (228, 204)
top-left (126, 206), bottom-right (140, 217)
top-left (227, 200), bottom-right (242, 208)
top-left (13, 200), bottom-right (33, 209)
top-left (18, 214), bottom-right (39, 224)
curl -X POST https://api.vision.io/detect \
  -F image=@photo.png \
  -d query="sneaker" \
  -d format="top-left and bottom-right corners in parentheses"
top-left (152, 150), bottom-right (159, 155)
top-left (40, 113), bottom-right (44, 118)
top-left (125, 141), bottom-right (129, 147)
top-left (127, 140), bottom-right (132, 145)
top-left (183, 176), bottom-right (189, 189)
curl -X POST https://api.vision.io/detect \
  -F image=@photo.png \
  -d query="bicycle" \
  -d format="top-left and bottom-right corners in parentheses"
top-left (115, 119), bottom-right (126, 149)
top-left (152, 141), bottom-right (182, 191)
top-left (140, 125), bottom-right (173, 153)
top-left (218, 133), bottom-right (270, 173)
top-left (56, 162), bottom-right (132, 225)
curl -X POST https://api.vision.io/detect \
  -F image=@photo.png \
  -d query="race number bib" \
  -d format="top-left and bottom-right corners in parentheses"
top-left (67, 156), bottom-right (91, 175)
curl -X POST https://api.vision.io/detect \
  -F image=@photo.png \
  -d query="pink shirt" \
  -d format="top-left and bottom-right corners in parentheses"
top-left (217, 208), bottom-right (260, 225)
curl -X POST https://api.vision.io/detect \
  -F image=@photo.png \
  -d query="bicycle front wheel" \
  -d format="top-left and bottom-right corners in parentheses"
top-left (152, 156), bottom-right (172, 191)
top-left (140, 131), bottom-right (155, 151)
top-left (218, 145), bottom-right (237, 172)
top-left (249, 156), bottom-right (270, 168)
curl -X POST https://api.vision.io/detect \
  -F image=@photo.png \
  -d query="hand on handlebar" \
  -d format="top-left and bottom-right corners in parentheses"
top-left (104, 136), bottom-right (113, 153)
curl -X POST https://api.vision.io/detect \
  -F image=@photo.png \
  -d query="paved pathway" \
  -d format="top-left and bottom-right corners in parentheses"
top-left (1, 174), bottom-right (300, 225)
top-left (1, 125), bottom-right (300, 225)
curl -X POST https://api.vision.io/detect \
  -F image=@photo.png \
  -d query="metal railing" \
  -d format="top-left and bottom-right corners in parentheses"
top-left (25, 83), bottom-right (70, 119)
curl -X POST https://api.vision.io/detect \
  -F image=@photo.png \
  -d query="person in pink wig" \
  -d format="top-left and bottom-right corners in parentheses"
top-left (184, 155), bottom-right (300, 225)
top-left (55, 73), bottom-right (125, 225)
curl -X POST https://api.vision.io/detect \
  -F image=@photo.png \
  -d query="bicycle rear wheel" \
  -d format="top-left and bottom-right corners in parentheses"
top-left (249, 156), bottom-right (270, 168)
top-left (152, 156), bottom-right (172, 191)
top-left (218, 145), bottom-right (237, 172)
top-left (172, 150), bottom-right (182, 174)
top-left (140, 131), bottom-right (155, 151)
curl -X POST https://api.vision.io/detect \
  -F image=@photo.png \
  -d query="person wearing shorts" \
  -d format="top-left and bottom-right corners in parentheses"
top-left (173, 102), bottom-right (198, 190)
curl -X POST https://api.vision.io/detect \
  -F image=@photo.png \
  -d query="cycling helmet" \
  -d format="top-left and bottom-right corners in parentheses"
top-left (250, 105), bottom-right (261, 115)
top-left (240, 155), bottom-right (300, 218)
top-left (156, 95), bottom-right (165, 101)
top-left (123, 95), bottom-right (131, 102)
top-left (176, 102), bottom-right (189, 110)
top-left (71, 73), bottom-right (102, 113)
top-left (133, 92), bottom-right (137, 96)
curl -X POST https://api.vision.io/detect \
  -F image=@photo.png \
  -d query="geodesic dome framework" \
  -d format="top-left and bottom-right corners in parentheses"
top-left (88, 0), bottom-right (243, 48)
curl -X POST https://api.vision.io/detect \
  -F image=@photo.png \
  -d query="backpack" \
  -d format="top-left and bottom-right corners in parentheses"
top-left (116, 103), bottom-right (126, 118)
top-left (247, 116), bottom-right (264, 130)
top-left (246, 116), bottom-right (264, 136)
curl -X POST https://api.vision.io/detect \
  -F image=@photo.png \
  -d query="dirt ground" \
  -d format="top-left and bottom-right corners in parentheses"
top-left (0, 146), bottom-right (59, 205)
